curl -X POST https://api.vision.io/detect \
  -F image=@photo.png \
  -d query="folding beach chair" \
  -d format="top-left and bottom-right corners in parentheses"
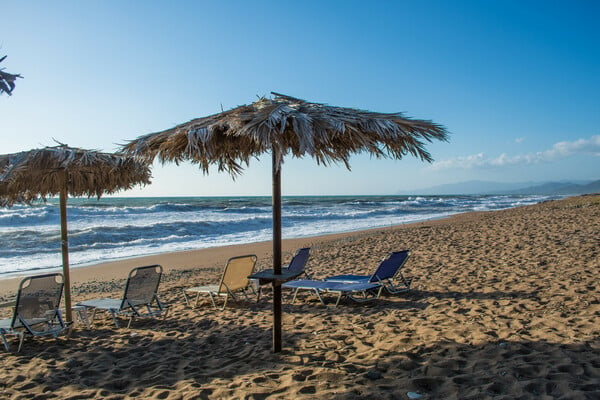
top-left (325, 250), bottom-right (412, 294)
top-left (77, 265), bottom-right (167, 328)
top-left (254, 247), bottom-right (311, 302)
top-left (282, 279), bottom-right (383, 307)
top-left (0, 273), bottom-right (69, 352)
top-left (183, 254), bottom-right (257, 309)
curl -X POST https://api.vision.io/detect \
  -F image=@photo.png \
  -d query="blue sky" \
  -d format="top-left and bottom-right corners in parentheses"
top-left (2, 0), bottom-right (599, 196)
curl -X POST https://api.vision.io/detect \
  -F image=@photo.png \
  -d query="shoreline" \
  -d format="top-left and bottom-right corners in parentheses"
top-left (0, 194), bottom-right (583, 295)
top-left (0, 218), bottom-right (429, 296)
top-left (0, 210), bottom-right (469, 295)
top-left (0, 194), bottom-right (598, 398)
top-left (0, 193), bottom-right (559, 283)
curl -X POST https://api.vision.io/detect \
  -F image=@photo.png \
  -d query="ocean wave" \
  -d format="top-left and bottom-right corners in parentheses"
top-left (0, 194), bottom-right (560, 275)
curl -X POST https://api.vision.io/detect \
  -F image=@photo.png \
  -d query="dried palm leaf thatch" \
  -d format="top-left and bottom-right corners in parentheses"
top-left (123, 92), bottom-right (449, 174)
top-left (0, 144), bottom-right (151, 323)
top-left (0, 144), bottom-right (151, 206)
top-left (122, 92), bottom-right (448, 353)
top-left (0, 55), bottom-right (22, 96)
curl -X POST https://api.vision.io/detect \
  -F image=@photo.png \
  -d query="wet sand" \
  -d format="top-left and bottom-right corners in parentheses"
top-left (0, 194), bottom-right (598, 399)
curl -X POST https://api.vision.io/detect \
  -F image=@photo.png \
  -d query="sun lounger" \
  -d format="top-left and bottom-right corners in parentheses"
top-left (282, 279), bottom-right (383, 307)
top-left (183, 254), bottom-right (257, 309)
top-left (77, 265), bottom-right (167, 328)
top-left (0, 273), bottom-right (69, 352)
top-left (253, 247), bottom-right (311, 301)
top-left (325, 250), bottom-right (412, 293)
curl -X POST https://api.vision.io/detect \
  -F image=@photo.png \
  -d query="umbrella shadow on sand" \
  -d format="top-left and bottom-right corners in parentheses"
top-left (2, 318), bottom-right (599, 399)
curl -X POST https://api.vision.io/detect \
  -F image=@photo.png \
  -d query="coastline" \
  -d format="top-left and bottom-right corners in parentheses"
top-left (0, 211), bottom-right (457, 296)
top-left (0, 197), bottom-right (550, 296)
top-left (0, 193), bottom-right (554, 280)
top-left (0, 194), bottom-right (598, 398)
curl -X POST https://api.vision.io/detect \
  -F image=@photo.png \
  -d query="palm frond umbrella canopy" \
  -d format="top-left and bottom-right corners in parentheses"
top-left (123, 92), bottom-right (449, 352)
top-left (0, 144), bottom-right (152, 322)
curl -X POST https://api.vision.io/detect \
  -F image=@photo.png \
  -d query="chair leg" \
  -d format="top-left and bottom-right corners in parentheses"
top-left (333, 292), bottom-right (343, 307)
top-left (0, 332), bottom-right (9, 351)
top-left (208, 292), bottom-right (217, 308)
top-left (90, 308), bottom-right (98, 324)
top-left (16, 332), bottom-right (25, 353)
top-left (291, 288), bottom-right (300, 304)
top-left (109, 310), bottom-right (120, 328)
top-left (220, 294), bottom-right (229, 310)
top-left (77, 307), bottom-right (91, 329)
top-left (313, 289), bottom-right (328, 306)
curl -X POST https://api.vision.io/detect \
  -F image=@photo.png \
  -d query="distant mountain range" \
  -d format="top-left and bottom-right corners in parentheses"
top-left (398, 179), bottom-right (600, 195)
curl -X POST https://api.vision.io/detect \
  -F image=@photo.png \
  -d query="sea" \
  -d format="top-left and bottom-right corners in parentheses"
top-left (0, 194), bottom-right (561, 277)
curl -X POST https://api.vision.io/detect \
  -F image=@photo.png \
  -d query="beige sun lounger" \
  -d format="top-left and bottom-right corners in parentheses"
top-left (183, 254), bottom-right (257, 309)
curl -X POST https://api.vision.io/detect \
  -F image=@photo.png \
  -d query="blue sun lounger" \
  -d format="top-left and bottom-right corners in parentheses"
top-left (252, 247), bottom-right (311, 302)
top-left (324, 250), bottom-right (412, 294)
top-left (282, 279), bottom-right (383, 307)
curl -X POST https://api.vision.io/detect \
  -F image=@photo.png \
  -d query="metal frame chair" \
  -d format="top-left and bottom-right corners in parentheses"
top-left (0, 273), bottom-right (68, 352)
top-left (283, 279), bottom-right (383, 307)
top-left (255, 247), bottom-right (311, 302)
top-left (325, 250), bottom-right (412, 294)
top-left (183, 255), bottom-right (257, 310)
top-left (77, 265), bottom-right (167, 328)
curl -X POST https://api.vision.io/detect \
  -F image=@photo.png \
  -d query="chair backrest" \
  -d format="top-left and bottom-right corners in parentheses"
top-left (287, 247), bottom-right (310, 274)
top-left (218, 254), bottom-right (257, 293)
top-left (121, 265), bottom-right (163, 308)
top-left (369, 250), bottom-right (410, 283)
top-left (12, 273), bottom-right (64, 329)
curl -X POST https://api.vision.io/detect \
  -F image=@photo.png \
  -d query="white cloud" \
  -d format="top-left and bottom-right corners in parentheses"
top-left (515, 137), bottom-right (525, 144)
top-left (432, 135), bottom-right (600, 170)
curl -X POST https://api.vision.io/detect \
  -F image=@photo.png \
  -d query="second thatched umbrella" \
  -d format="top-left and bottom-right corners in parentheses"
top-left (123, 92), bottom-right (449, 351)
top-left (0, 144), bottom-right (152, 322)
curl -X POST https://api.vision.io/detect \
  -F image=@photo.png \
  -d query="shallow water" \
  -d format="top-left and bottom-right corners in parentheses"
top-left (0, 194), bottom-right (559, 275)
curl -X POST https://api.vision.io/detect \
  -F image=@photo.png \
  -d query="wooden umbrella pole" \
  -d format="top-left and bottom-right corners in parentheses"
top-left (272, 149), bottom-right (282, 353)
top-left (59, 179), bottom-right (73, 324)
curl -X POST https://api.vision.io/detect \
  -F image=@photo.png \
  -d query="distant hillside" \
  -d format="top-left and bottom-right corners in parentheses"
top-left (506, 180), bottom-right (600, 195)
top-left (399, 179), bottom-right (599, 195)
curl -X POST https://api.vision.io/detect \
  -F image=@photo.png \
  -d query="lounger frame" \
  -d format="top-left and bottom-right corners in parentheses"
top-left (78, 265), bottom-right (167, 328)
top-left (183, 254), bottom-right (257, 310)
top-left (325, 250), bottom-right (412, 294)
top-left (0, 273), bottom-right (69, 352)
top-left (255, 247), bottom-right (311, 302)
top-left (284, 280), bottom-right (383, 307)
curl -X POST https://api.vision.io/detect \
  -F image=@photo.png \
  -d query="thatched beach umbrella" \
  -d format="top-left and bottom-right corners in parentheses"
top-left (0, 144), bottom-right (151, 322)
top-left (123, 92), bottom-right (448, 352)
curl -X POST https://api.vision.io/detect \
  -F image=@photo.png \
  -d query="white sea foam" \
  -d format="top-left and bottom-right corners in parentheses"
top-left (0, 194), bottom-right (561, 275)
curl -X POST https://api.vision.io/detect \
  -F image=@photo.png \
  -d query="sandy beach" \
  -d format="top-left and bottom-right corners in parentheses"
top-left (0, 194), bottom-right (598, 399)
